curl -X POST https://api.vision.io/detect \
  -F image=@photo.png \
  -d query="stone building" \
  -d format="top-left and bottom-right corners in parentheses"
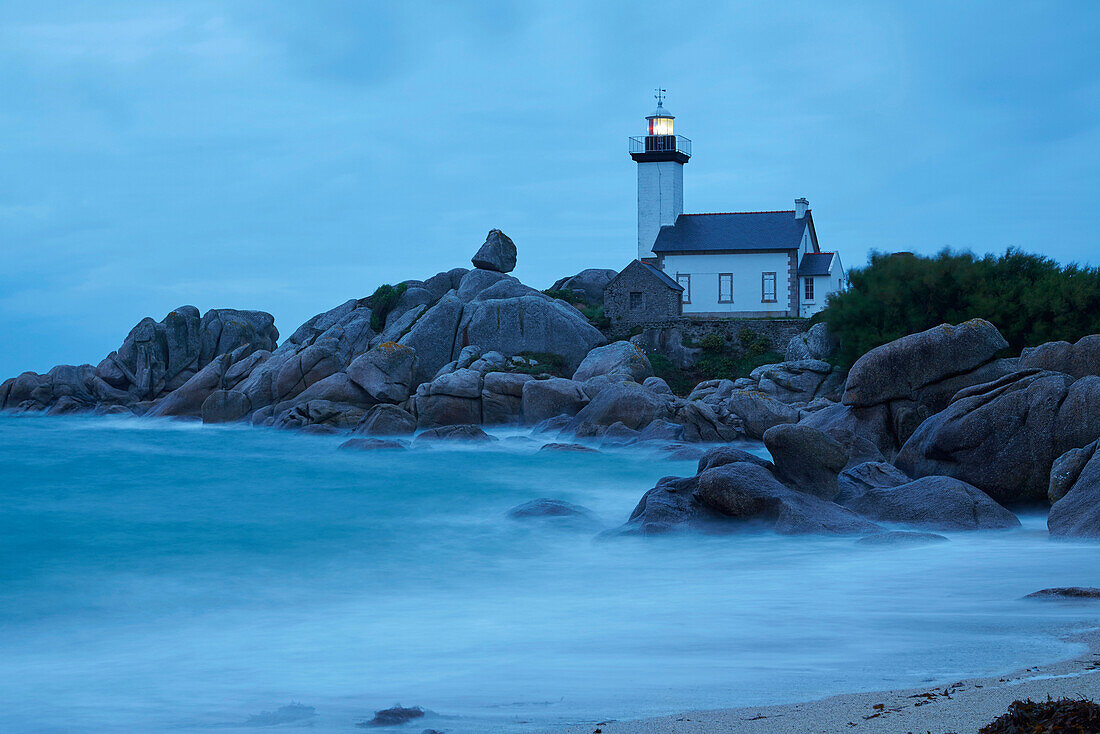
top-left (604, 259), bottom-right (683, 330)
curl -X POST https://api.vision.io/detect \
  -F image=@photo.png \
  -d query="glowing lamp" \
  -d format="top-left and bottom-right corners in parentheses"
top-left (647, 112), bottom-right (674, 136)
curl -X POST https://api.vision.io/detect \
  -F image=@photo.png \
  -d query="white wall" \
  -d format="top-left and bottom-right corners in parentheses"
top-left (660, 252), bottom-right (793, 315)
top-left (637, 161), bottom-right (684, 259)
top-left (798, 223), bottom-right (813, 258)
top-left (798, 253), bottom-right (847, 318)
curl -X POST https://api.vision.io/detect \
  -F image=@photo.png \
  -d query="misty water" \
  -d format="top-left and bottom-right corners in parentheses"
top-left (2, 415), bottom-right (1100, 733)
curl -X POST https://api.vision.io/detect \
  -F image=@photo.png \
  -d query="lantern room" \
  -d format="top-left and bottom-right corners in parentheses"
top-left (646, 102), bottom-right (674, 136)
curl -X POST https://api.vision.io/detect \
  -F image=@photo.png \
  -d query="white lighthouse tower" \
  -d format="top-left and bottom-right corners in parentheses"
top-left (629, 89), bottom-right (691, 260)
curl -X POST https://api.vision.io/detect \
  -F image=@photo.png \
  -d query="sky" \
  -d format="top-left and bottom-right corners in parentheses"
top-left (1, 1), bottom-right (1098, 377)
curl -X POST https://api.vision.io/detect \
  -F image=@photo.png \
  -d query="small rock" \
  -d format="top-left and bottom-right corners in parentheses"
top-left (539, 442), bottom-right (597, 453)
top-left (339, 438), bottom-right (409, 451)
top-left (244, 703), bottom-right (316, 726)
top-left (414, 425), bottom-right (496, 443)
top-left (658, 444), bottom-right (707, 462)
top-left (359, 705), bottom-right (425, 727)
top-left (1024, 587), bottom-right (1100, 600)
top-left (856, 531), bottom-right (949, 546)
top-left (507, 498), bottom-right (595, 520)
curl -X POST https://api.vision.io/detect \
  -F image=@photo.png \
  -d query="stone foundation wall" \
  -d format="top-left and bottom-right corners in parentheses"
top-left (613, 317), bottom-right (809, 358)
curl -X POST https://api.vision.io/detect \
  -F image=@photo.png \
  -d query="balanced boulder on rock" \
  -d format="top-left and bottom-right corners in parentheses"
top-left (471, 229), bottom-right (517, 273)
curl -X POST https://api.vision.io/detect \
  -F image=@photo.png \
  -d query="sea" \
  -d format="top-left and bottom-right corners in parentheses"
top-left (1, 414), bottom-right (1099, 733)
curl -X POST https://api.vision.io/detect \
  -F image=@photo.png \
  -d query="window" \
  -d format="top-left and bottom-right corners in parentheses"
top-left (804, 277), bottom-right (815, 301)
top-left (761, 272), bottom-right (777, 302)
top-left (629, 291), bottom-right (643, 310)
top-left (718, 273), bottom-right (733, 303)
top-left (676, 273), bottom-right (691, 304)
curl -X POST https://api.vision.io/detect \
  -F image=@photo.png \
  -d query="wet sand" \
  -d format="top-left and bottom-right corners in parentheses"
top-left (549, 627), bottom-right (1100, 734)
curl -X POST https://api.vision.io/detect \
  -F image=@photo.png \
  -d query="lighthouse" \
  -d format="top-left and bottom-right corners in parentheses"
top-left (629, 90), bottom-right (691, 260)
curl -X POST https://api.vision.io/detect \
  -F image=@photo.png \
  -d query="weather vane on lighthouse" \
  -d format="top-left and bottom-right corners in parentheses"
top-left (655, 87), bottom-right (667, 106)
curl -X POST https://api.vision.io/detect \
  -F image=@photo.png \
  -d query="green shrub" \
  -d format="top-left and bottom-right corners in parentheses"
top-left (542, 288), bottom-right (586, 305)
top-left (367, 283), bottom-right (409, 332)
top-left (544, 289), bottom-right (610, 330)
top-left (699, 333), bottom-right (725, 352)
top-left (735, 327), bottom-right (772, 358)
top-left (648, 353), bottom-right (696, 395)
top-left (643, 341), bottom-right (785, 396)
top-left (509, 351), bottom-right (567, 377)
top-left (822, 248), bottom-right (1100, 369)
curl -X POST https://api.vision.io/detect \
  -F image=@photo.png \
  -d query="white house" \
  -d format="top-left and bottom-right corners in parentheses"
top-left (626, 94), bottom-right (845, 319)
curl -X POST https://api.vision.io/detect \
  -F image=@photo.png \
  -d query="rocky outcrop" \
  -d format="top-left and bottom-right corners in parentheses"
top-left (414, 424), bottom-right (496, 443)
top-left (836, 461), bottom-right (910, 504)
top-left (481, 372), bottom-right (532, 424)
top-left (201, 389), bottom-right (253, 424)
top-left (455, 294), bottom-right (605, 375)
top-left (392, 252), bottom-right (605, 389)
top-left (1020, 335), bottom-right (1100, 379)
top-left (785, 323), bottom-right (835, 361)
top-left (506, 498), bottom-right (600, 530)
top-left (272, 399), bottom-right (367, 430)
top-left (843, 476), bottom-right (1020, 531)
top-left (568, 382), bottom-right (672, 434)
top-left (353, 404), bottom-right (417, 436)
top-left (752, 360), bottom-right (844, 403)
top-left (148, 346), bottom-right (270, 418)
top-left (572, 341), bottom-right (653, 383)
top-left (339, 437), bottom-right (409, 451)
top-left (643, 376), bottom-right (672, 394)
top-left (1024, 587), bottom-right (1100, 600)
top-left (410, 368), bottom-right (483, 427)
top-left (96, 306), bottom-right (278, 404)
top-left (668, 400), bottom-right (740, 442)
top-left (763, 424), bottom-right (848, 500)
top-left (721, 389), bottom-right (801, 439)
top-left (2, 365), bottom-right (99, 415)
top-left (842, 319), bottom-right (1008, 407)
top-left (398, 290), bottom-right (464, 387)
top-left (1048, 440), bottom-right (1100, 537)
top-left (346, 342), bottom-right (418, 404)
top-left (232, 299), bottom-right (374, 422)
top-left (1049, 442), bottom-right (1097, 504)
top-left (856, 531), bottom-right (948, 546)
top-left (471, 229), bottom-right (517, 273)
top-left (2, 231), bottom-right (611, 428)
top-left (620, 457), bottom-right (881, 537)
top-left (550, 269), bottom-right (617, 305)
top-left (798, 402), bottom-right (894, 462)
top-left (522, 378), bottom-right (590, 424)
top-left (1, 306), bottom-right (278, 415)
top-left (695, 462), bottom-right (882, 535)
top-left (896, 370), bottom-right (1100, 505)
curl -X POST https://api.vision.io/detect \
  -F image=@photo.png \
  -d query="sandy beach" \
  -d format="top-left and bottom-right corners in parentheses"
top-left (549, 626), bottom-right (1100, 734)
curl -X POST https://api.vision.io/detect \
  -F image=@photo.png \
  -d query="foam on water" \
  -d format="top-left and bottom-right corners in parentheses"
top-left (1, 414), bottom-right (1099, 733)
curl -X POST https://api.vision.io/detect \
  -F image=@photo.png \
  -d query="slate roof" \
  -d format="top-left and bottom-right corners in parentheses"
top-left (651, 211), bottom-right (810, 253)
top-left (797, 252), bottom-right (835, 276)
top-left (639, 260), bottom-right (683, 290)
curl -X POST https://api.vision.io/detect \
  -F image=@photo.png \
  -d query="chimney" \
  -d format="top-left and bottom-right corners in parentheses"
top-left (794, 197), bottom-right (809, 219)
